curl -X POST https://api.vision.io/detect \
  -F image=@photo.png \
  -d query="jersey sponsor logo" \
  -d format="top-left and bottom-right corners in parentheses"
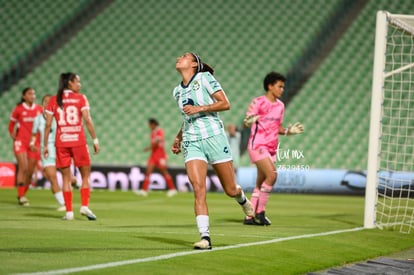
top-left (61, 126), bottom-right (82, 133)
top-left (59, 133), bottom-right (79, 142)
top-left (22, 117), bottom-right (35, 122)
top-left (62, 98), bottom-right (80, 104)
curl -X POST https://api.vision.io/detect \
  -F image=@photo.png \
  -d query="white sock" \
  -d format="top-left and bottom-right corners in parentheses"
top-left (54, 191), bottom-right (65, 206)
top-left (235, 187), bottom-right (247, 204)
top-left (196, 215), bottom-right (210, 237)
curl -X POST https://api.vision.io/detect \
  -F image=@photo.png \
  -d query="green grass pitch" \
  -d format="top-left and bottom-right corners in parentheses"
top-left (0, 188), bottom-right (413, 274)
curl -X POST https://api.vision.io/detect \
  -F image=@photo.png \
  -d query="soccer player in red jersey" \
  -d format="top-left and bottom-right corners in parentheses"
top-left (44, 73), bottom-right (100, 221)
top-left (135, 118), bottom-right (177, 197)
top-left (8, 87), bottom-right (43, 206)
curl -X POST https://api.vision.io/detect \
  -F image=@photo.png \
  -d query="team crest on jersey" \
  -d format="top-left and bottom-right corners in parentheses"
top-left (192, 80), bottom-right (200, 91)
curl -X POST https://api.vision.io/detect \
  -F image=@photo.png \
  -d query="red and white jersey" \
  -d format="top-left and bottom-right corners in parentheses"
top-left (150, 127), bottom-right (167, 158)
top-left (9, 103), bottom-right (43, 143)
top-left (46, 90), bottom-right (89, 148)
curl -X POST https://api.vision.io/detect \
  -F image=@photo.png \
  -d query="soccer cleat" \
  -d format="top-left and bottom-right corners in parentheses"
top-left (134, 190), bottom-right (148, 197)
top-left (18, 196), bottom-right (30, 206)
top-left (243, 217), bottom-right (259, 225)
top-left (167, 189), bottom-right (178, 197)
top-left (62, 212), bottom-right (74, 221)
top-left (80, 206), bottom-right (97, 221)
top-left (193, 236), bottom-right (212, 250)
top-left (56, 205), bottom-right (66, 212)
top-left (240, 198), bottom-right (255, 217)
top-left (256, 211), bottom-right (271, 226)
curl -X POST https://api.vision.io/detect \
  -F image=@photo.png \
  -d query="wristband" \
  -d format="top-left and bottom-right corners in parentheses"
top-left (93, 138), bottom-right (99, 145)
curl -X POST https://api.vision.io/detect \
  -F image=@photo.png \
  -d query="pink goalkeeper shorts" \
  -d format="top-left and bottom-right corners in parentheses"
top-left (248, 146), bottom-right (276, 163)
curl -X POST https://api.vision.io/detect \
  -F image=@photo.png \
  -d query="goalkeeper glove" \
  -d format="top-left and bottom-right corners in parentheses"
top-left (287, 122), bottom-right (304, 135)
top-left (243, 114), bottom-right (260, 127)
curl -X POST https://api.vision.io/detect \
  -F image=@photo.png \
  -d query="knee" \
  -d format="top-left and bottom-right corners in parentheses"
top-left (224, 184), bottom-right (239, 198)
top-left (265, 172), bottom-right (277, 185)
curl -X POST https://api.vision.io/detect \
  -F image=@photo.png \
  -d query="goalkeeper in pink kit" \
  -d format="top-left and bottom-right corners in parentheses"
top-left (243, 72), bottom-right (304, 225)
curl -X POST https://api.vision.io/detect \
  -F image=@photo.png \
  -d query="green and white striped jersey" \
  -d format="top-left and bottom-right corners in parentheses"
top-left (173, 72), bottom-right (226, 141)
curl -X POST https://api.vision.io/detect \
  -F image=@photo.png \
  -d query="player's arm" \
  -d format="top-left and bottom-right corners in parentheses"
top-left (8, 108), bottom-right (18, 140)
top-left (30, 116), bottom-right (40, 151)
top-left (279, 123), bottom-right (305, 136)
top-left (171, 126), bottom-right (183, 154)
top-left (182, 90), bottom-right (230, 115)
top-left (82, 108), bottom-right (100, 154)
top-left (43, 112), bottom-right (53, 158)
top-left (243, 99), bottom-right (260, 128)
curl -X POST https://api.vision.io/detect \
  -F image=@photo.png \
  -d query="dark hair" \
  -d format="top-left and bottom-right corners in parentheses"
top-left (148, 118), bottom-right (159, 126)
top-left (17, 87), bottom-right (33, 105)
top-left (57, 72), bottom-right (77, 108)
top-left (191, 53), bottom-right (214, 75)
top-left (263, 71), bottom-right (286, 91)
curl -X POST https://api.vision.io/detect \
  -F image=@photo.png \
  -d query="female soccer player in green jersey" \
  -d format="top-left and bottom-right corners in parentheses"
top-left (171, 52), bottom-right (254, 250)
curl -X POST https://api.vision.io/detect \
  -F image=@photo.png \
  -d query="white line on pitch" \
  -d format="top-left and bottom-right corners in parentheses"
top-left (13, 227), bottom-right (365, 275)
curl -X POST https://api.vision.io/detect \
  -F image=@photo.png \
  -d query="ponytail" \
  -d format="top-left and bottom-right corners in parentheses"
top-left (57, 72), bottom-right (77, 108)
top-left (191, 53), bottom-right (215, 75)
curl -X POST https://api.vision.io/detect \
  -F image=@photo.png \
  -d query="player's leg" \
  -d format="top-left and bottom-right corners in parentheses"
top-left (135, 161), bottom-right (154, 196)
top-left (72, 145), bottom-right (96, 220)
top-left (243, 167), bottom-right (264, 225)
top-left (212, 161), bottom-right (254, 218)
top-left (253, 156), bottom-right (277, 225)
top-left (56, 147), bottom-right (75, 220)
top-left (15, 152), bottom-right (29, 205)
top-left (157, 159), bottom-right (177, 196)
top-left (43, 164), bottom-right (65, 210)
top-left (186, 159), bottom-right (211, 249)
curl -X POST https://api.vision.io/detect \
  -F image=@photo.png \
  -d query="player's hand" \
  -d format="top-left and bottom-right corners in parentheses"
top-left (171, 138), bottom-right (181, 154)
top-left (29, 143), bottom-right (37, 152)
top-left (243, 114), bottom-right (260, 127)
top-left (288, 122), bottom-right (304, 135)
top-left (94, 143), bottom-right (100, 154)
top-left (43, 147), bottom-right (49, 159)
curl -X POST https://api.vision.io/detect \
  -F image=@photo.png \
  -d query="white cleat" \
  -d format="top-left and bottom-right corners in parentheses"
top-left (241, 198), bottom-right (255, 218)
top-left (56, 205), bottom-right (66, 212)
top-left (193, 237), bottom-right (212, 250)
top-left (18, 196), bottom-right (30, 206)
top-left (62, 212), bottom-right (74, 221)
top-left (167, 189), bottom-right (178, 197)
top-left (80, 206), bottom-right (97, 221)
top-left (134, 190), bottom-right (148, 197)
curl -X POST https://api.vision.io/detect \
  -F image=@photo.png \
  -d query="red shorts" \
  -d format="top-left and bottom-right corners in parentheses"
top-left (13, 139), bottom-right (40, 160)
top-left (56, 145), bottom-right (91, 168)
top-left (148, 154), bottom-right (167, 169)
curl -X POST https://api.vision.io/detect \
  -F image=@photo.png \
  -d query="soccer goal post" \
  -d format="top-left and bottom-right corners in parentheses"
top-left (365, 11), bottom-right (414, 233)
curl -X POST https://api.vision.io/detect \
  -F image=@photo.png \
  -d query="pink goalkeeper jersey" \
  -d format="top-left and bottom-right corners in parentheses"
top-left (246, 95), bottom-right (285, 156)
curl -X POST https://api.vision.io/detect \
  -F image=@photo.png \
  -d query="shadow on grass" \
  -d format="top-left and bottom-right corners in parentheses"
top-left (0, 245), bottom-right (184, 253)
top-left (136, 235), bottom-right (190, 247)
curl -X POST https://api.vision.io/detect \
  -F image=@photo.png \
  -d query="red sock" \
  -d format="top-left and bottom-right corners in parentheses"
top-left (23, 185), bottom-right (29, 195)
top-left (63, 191), bottom-right (73, 212)
top-left (165, 174), bottom-right (176, 190)
top-left (80, 188), bottom-right (90, 207)
top-left (257, 183), bottom-right (272, 213)
top-left (141, 176), bottom-right (150, 191)
top-left (17, 183), bottom-right (25, 197)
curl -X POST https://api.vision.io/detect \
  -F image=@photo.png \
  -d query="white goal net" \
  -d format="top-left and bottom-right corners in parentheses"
top-left (365, 11), bottom-right (414, 234)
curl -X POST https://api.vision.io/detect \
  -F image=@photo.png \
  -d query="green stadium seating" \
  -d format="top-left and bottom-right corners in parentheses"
top-left (1, 0), bottom-right (414, 170)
